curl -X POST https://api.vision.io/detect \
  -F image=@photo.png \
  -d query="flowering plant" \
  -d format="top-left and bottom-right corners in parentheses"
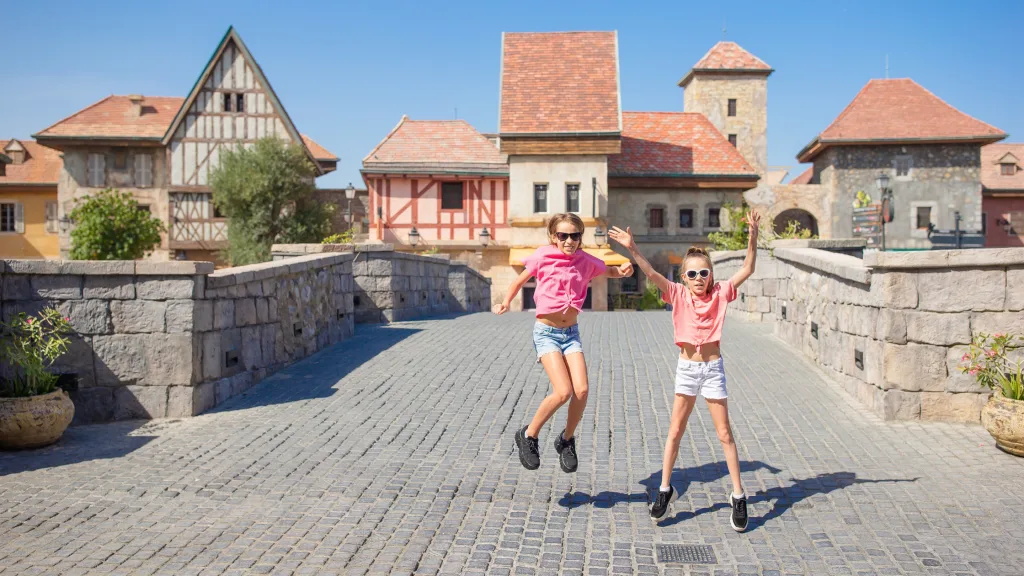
top-left (959, 332), bottom-right (1024, 401)
top-left (0, 308), bottom-right (73, 398)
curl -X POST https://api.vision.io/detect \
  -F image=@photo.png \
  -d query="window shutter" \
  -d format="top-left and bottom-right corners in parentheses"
top-left (88, 154), bottom-right (106, 187)
top-left (45, 202), bottom-right (58, 233)
top-left (14, 202), bottom-right (24, 233)
top-left (135, 154), bottom-right (153, 187)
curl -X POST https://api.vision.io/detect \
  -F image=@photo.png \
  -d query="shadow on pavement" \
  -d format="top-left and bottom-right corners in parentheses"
top-left (0, 419), bottom-right (160, 477)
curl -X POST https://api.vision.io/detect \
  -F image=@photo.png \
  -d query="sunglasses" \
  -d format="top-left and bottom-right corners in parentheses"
top-left (554, 232), bottom-right (582, 242)
top-left (685, 268), bottom-right (711, 280)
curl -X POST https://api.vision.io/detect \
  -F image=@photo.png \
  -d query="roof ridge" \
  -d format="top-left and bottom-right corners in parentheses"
top-left (363, 115), bottom-right (409, 163)
top-left (903, 79), bottom-right (1005, 136)
top-left (33, 94), bottom-right (116, 137)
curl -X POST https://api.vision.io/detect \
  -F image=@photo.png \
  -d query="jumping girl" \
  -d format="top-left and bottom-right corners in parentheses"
top-left (494, 213), bottom-right (633, 473)
top-left (609, 211), bottom-right (761, 532)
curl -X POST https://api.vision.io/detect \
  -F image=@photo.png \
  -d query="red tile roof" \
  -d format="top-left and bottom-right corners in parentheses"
top-left (789, 166), bottom-right (813, 185)
top-left (362, 117), bottom-right (507, 173)
top-left (35, 96), bottom-right (185, 140)
top-left (0, 139), bottom-right (62, 186)
top-left (798, 79), bottom-right (1006, 162)
top-left (982, 143), bottom-right (1024, 191)
top-left (499, 32), bottom-right (621, 135)
top-left (679, 41), bottom-right (772, 86)
top-left (301, 135), bottom-right (337, 161)
top-left (609, 112), bottom-right (756, 177)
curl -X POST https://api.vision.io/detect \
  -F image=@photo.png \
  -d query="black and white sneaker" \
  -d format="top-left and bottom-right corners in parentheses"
top-left (553, 430), bottom-right (578, 473)
top-left (515, 426), bottom-right (540, 470)
top-left (729, 493), bottom-right (748, 532)
top-left (650, 486), bottom-right (678, 520)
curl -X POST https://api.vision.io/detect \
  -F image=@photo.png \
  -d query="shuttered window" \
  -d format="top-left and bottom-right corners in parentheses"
top-left (135, 154), bottom-right (153, 188)
top-left (87, 153), bottom-right (105, 187)
top-left (45, 202), bottom-right (58, 234)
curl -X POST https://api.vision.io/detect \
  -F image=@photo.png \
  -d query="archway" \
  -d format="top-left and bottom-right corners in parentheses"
top-left (773, 209), bottom-right (818, 237)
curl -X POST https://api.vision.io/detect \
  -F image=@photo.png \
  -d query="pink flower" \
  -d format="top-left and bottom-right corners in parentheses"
top-left (995, 333), bottom-right (1005, 339)
top-left (969, 369), bottom-right (979, 375)
top-left (961, 353), bottom-right (970, 361)
top-left (64, 317), bottom-right (70, 323)
top-left (986, 350), bottom-right (997, 358)
top-left (26, 318), bottom-right (33, 325)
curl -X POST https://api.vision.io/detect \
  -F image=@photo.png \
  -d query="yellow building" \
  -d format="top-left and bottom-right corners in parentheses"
top-left (0, 139), bottom-right (61, 259)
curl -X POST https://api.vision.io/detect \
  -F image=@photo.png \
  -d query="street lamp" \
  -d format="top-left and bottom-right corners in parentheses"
top-left (479, 228), bottom-right (490, 247)
top-left (593, 226), bottom-right (607, 247)
top-left (408, 227), bottom-right (420, 247)
top-left (59, 215), bottom-right (73, 233)
top-left (344, 182), bottom-right (356, 227)
top-left (876, 172), bottom-right (894, 251)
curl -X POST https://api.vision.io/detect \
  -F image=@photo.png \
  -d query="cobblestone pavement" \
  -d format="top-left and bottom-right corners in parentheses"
top-left (1, 312), bottom-right (1023, 576)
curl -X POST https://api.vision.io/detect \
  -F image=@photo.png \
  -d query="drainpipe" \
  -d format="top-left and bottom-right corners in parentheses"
top-left (592, 177), bottom-right (597, 218)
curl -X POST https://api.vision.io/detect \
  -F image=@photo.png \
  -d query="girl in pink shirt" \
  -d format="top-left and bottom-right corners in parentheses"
top-left (610, 211), bottom-right (761, 532)
top-left (494, 213), bottom-right (632, 473)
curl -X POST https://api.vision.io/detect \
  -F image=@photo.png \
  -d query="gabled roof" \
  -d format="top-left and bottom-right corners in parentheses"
top-left (678, 41), bottom-right (773, 86)
top-left (301, 135), bottom-right (338, 162)
top-left (608, 112), bottom-right (757, 178)
top-left (982, 143), bottom-right (1024, 191)
top-left (797, 79), bottom-right (1006, 162)
top-left (34, 96), bottom-right (184, 140)
top-left (499, 31), bottom-right (621, 135)
top-left (0, 139), bottom-right (62, 186)
top-left (789, 166), bottom-right (814, 185)
top-left (362, 116), bottom-right (508, 175)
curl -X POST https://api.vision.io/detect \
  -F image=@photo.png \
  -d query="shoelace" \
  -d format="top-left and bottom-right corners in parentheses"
top-left (654, 490), bottom-right (671, 510)
top-left (564, 438), bottom-right (577, 459)
top-left (526, 436), bottom-right (540, 454)
top-left (734, 498), bottom-right (747, 519)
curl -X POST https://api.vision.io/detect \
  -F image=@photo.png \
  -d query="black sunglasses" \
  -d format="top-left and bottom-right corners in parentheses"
top-left (555, 232), bottom-right (582, 242)
top-left (685, 268), bottom-right (711, 280)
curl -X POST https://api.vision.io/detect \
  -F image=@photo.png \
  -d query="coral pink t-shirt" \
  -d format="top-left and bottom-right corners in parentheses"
top-left (662, 280), bottom-right (737, 351)
top-left (523, 245), bottom-right (606, 316)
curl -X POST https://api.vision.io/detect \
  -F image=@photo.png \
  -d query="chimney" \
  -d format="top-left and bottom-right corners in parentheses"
top-left (128, 94), bottom-right (145, 117)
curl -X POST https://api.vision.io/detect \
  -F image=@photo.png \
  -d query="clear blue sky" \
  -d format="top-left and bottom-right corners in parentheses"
top-left (3, 0), bottom-right (1021, 189)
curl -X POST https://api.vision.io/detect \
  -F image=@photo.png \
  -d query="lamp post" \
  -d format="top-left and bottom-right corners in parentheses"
top-left (876, 172), bottom-right (893, 251)
top-left (593, 226), bottom-right (607, 248)
top-left (408, 227), bottom-right (420, 248)
top-left (479, 228), bottom-right (490, 247)
top-left (59, 215), bottom-right (72, 234)
top-left (344, 182), bottom-right (356, 229)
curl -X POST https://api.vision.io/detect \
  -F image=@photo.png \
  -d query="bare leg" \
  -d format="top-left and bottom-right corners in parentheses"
top-left (526, 352), bottom-right (573, 438)
top-left (706, 398), bottom-right (743, 495)
top-left (661, 394), bottom-right (698, 488)
top-left (562, 352), bottom-right (589, 440)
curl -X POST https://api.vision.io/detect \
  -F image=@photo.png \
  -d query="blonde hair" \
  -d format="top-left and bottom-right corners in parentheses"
top-left (546, 213), bottom-right (585, 240)
top-left (683, 246), bottom-right (713, 277)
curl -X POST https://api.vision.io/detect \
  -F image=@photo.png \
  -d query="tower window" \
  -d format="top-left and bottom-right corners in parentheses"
top-left (728, 134), bottom-right (737, 147)
top-left (728, 99), bottom-right (737, 117)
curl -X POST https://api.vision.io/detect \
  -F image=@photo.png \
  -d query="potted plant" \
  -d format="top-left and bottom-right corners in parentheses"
top-left (0, 308), bottom-right (75, 450)
top-left (960, 332), bottom-right (1024, 456)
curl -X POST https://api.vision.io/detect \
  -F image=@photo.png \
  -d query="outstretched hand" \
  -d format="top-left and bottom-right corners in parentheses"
top-left (608, 226), bottom-right (635, 250)
top-left (492, 303), bottom-right (508, 315)
top-left (618, 261), bottom-right (634, 278)
top-left (745, 211), bottom-right (762, 239)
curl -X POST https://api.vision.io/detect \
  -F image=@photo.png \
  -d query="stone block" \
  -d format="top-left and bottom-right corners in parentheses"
top-left (52, 334), bottom-right (96, 388)
top-left (136, 276), bottom-right (196, 300)
top-left (69, 388), bottom-right (114, 424)
top-left (166, 300), bottom-right (196, 333)
top-left (261, 324), bottom-right (277, 366)
top-left (111, 300), bottom-right (167, 333)
top-left (944, 346), bottom-right (988, 393)
top-left (246, 281), bottom-right (264, 297)
top-left (920, 391), bottom-right (988, 423)
top-left (83, 276), bottom-right (135, 299)
top-left (166, 386), bottom-right (195, 417)
top-left (906, 311), bottom-right (971, 346)
top-left (228, 284), bottom-right (246, 298)
top-left (93, 335), bottom-right (147, 385)
top-left (241, 326), bottom-right (263, 370)
top-left (193, 381), bottom-right (216, 414)
top-left (255, 298), bottom-right (270, 323)
top-left (883, 343), bottom-right (946, 392)
top-left (970, 311), bottom-right (1024, 337)
top-left (262, 279), bottom-right (277, 297)
top-left (268, 297), bottom-right (279, 322)
top-left (875, 272), bottom-right (918, 309)
top-left (874, 309), bottom-right (907, 344)
top-left (136, 261), bottom-right (214, 275)
top-left (879, 389), bottom-right (921, 421)
top-left (235, 298), bottom-right (258, 327)
top-left (368, 258), bottom-right (392, 277)
top-left (762, 279), bottom-right (778, 297)
top-left (355, 276), bottom-right (376, 292)
top-left (193, 300), bottom-right (213, 332)
top-left (142, 334), bottom-right (194, 386)
top-left (215, 377), bottom-right (233, 405)
top-left (202, 331), bottom-right (222, 381)
top-left (864, 338), bottom-right (884, 387)
top-left (918, 269), bottom-right (1004, 312)
top-left (62, 299), bottom-right (112, 335)
top-left (838, 305), bottom-right (877, 338)
top-left (114, 385), bottom-right (168, 419)
top-left (856, 380), bottom-right (877, 411)
top-left (214, 299), bottom-right (235, 330)
top-left (2, 275), bottom-right (31, 300)
top-left (1008, 269), bottom-right (1024, 311)
top-left (31, 275), bottom-right (82, 299)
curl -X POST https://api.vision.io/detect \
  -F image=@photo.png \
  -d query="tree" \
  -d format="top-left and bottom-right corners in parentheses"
top-left (210, 137), bottom-right (333, 265)
top-left (68, 189), bottom-right (165, 260)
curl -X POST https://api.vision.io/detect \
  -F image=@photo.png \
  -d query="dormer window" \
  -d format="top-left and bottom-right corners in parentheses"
top-left (1002, 162), bottom-right (1016, 176)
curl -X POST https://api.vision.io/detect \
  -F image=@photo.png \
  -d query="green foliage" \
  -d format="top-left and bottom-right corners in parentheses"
top-left (423, 246), bottom-right (442, 255)
top-left (0, 308), bottom-right (72, 398)
top-left (776, 220), bottom-right (814, 240)
top-left (322, 230), bottom-right (355, 245)
top-left (210, 137), bottom-right (333, 266)
top-left (707, 203), bottom-right (758, 251)
top-left (854, 190), bottom-right (873, 209)
top-left (960, 333), bottom-right (1024, 400)
top-left (638, 280), bottom-right (666, 310)
top-left (68, 189), bottom-right (164, 260)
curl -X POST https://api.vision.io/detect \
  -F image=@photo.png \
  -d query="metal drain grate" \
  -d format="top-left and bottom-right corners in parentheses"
top-left (656, 544), bottom-right (717, 564)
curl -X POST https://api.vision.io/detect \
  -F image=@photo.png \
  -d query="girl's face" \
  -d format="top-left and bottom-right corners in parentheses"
top-left (683, 256), bottom-right (713, 296)
top-left (551, 221), bottom-right (583, 256)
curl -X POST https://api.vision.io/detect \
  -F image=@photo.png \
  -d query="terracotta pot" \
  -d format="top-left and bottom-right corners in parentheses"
top-left (0, 390), bottom-right (75, 450)
top-left (981, 392), bottom-right (1024, 457)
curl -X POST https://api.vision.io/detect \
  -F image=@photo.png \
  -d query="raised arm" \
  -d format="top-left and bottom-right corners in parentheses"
top-left (493, 268), bottom-right (533, 314)
top-left (728, 210), bottom-right (762, 289)
top-left (608, 226), bottom-right (672, 295)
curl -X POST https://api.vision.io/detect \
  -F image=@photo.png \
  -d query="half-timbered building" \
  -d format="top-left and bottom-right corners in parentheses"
top-left (33, 27), bottom-right (336, 263)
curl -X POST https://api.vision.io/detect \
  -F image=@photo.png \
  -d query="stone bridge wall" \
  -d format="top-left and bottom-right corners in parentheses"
top-left (712, 245), bottom-right (1024, 423)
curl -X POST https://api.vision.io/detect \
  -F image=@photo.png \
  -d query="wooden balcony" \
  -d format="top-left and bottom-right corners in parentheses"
top-left (169, 217), bottom-right (228, 250)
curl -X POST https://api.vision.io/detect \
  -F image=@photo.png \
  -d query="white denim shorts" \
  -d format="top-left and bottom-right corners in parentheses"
top-left (675, 357), bottom-right (728, 399)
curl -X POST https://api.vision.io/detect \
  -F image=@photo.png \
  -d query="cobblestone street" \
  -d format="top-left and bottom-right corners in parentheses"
top-left (1, 312), bottom-right (1022, 576)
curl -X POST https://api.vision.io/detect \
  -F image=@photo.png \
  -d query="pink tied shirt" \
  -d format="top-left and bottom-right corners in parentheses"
top-left (662, 280), bottom-right (737, 352)
top-left (523, 245), bottom-right (606, 316)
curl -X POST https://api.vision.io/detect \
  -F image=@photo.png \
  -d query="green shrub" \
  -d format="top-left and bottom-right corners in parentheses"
top-left (68, 189), bottom-right (164, 260)
top-left (0, 308), bottom-right (72, 398)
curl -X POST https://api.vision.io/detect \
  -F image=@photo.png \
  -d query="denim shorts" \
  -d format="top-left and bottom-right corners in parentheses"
top-left (532, 322), bottom-right (583, 359)
top-left (675, 357), bottom-right (728, 399)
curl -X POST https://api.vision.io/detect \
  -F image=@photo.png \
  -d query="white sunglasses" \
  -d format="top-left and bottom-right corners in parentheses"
top-left (685, 268), bottom-right (711, 280)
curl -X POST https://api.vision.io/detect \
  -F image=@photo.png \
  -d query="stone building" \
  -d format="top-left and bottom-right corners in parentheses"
top-left (0, 139), bottom-right (62, 259)
top-left (32, 27), bottom-right (337, 263)
top-left (980, 143), bottom-right (1024, 247)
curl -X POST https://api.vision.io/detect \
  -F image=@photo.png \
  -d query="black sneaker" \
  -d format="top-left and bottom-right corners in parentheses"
top-left (729, 494), bottom-right (748, 532)
top-left (553, 430), bottom-right (578, 473)
top-left (650, 486), bottom-right (678, 520)
top-left (515, 426), bottom-right (540, 470)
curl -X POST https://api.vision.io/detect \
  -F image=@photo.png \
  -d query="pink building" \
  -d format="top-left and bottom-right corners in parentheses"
top-left (981, 143), bottom-right (1024, 247)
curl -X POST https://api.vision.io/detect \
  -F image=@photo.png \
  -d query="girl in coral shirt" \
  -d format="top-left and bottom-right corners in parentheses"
top-left (494, 213), bottom-right (632, 473)
top-left (610, 211), bottom-right (761, 532)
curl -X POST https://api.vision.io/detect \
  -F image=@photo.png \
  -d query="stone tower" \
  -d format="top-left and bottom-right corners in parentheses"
top-left (679, 41), bottom-right (773, 176)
